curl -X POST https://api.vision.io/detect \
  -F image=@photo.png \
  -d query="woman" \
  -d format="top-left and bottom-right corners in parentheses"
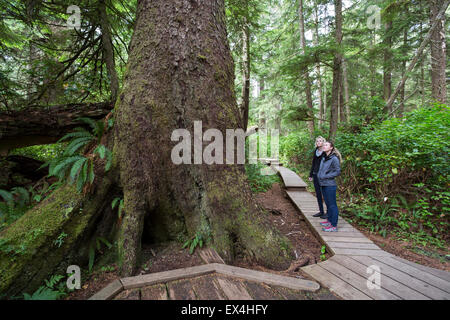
top-left (308, 136), bottom-right (326, 218)
top-left (317, 141), bottom-right (342, 232)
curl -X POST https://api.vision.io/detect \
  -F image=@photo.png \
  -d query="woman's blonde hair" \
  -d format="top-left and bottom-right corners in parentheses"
top-left (315, 136), bottom-right (325, 143)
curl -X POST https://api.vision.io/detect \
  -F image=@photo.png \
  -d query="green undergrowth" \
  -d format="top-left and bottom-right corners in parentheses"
top-left (279, 104), bottom-right (450, 252)
top-left (245, 163), bottom-right (281, 193)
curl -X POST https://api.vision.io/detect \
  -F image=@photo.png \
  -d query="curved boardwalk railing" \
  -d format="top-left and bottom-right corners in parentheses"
top-left (273, 162), bottom-right (450, 300)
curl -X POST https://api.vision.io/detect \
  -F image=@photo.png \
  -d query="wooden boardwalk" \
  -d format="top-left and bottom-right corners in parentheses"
top-left (90, 262), bottom-right (325, 300)
top-left (273, 162), bottom-right (450, 300)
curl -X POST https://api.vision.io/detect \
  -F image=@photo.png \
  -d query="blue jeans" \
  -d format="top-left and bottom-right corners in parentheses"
top-left (312, 174), bottom-right (325, 215)
top-left (321, 186), bottom-right (339, 227)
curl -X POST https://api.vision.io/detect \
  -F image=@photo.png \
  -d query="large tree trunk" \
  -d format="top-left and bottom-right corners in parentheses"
top-left (429, 0), bottom-right (447, 103)
top-left (0, 102), bottom-right (112, 155)
top-left (298, 0), bottom-right (315, 136)
top-left (329, 0), bottom-right (342, 141)
top-left (113, 0), bottom-right (292, 276)
top-left (0, 0), bottom-right (293, 296)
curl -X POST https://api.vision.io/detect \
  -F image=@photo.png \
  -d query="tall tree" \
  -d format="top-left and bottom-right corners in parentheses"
top-left (0, 0), bottom-right (293, 296)
top-left (385, 0), bottom-right (449, 114)
top-left (112, 0), bottom-right (293, 275)
top-left (98, 0), bottom-right (120, 102)
top-left (241, 15), bottom-right (250, 131)
top-left (429, 0), bottom-right (447, 103)
top-left (313, 3), bottom-right (324, 128)
top-left (298, 0), bottom-right (315, 135)
top-left (329, 0), bottom-right (343, 140)
top-left (383, 20), bottom-right (393, 111)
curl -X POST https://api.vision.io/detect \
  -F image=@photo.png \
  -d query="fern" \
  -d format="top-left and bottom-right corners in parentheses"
top-left (59, 128), bottom-right (92, 143)
top-left (63, 137), bottom-right (92, 156)
top-left (112, 197), bottom-right (124, 218)
top-left (70, 157), bottom-right (88, 181)
top-left (0, 189), bottom-right (13, 203)
top-left (23, 275), bottom-right (66, 300)
top-left (77, 117), bottom-right (105, 143)
top-left (42, 117), bottom-right (113, 194)
top-left (88, 237), bottom-right (113, 272)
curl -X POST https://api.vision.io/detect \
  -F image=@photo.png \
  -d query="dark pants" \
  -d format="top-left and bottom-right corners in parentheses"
top-left (312, 174), bottom-right (325, 215)
top-left (321, 186), bottom-right (339, 227)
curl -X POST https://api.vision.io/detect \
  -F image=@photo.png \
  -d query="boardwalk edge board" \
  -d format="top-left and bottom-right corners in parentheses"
top-left (89, 263), bottom-right (321, 300)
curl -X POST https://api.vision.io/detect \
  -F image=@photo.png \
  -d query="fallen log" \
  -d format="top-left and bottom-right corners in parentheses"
top-left (0, 101), bottom-right (112, 155)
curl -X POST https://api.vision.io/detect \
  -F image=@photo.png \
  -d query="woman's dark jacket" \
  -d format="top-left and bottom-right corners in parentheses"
top-left (317, 152), bottom-right (341, 187)
top-left (309, 148), bottom-right (324, 178)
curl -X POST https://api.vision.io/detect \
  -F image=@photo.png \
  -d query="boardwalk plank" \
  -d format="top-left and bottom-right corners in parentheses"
top-left (141, 284), bottom-right (169, 300)
top-left (349, 255), bottom-right (449, 300)
top-left (391, 256), bottom-right (450, 282)
top-left (371, 256), bottom-right (450, 293)
top-left (167, 279), bottom-right (197, 300)
top-left (277, 167), bottom-right (307, 188)
top-left (216, 277), bottom-right (253, 300)
top-left (191, 275), bottom-right (227, 300)
top-left (319, 259), bottom-right (400, 300)
top-left (332, 248), bottom-right (391, 256)
top-left (328, 242), bottom-right (380, 250)
top-left (331, 255), bottom-right (429, 300)
top-left (302, 264), bottom-right (372, 300)
top-left (322, 236), bottom-right (373, 243)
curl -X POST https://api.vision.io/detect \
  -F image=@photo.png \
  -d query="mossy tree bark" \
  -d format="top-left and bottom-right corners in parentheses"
top-left (113, 0), bottom-right (293, 276)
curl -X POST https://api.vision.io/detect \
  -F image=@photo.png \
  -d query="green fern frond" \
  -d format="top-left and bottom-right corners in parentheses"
top-left (58, 129), bottom-right (92, 143)
top-left (50, 156), bottom-right (84, 179)
top-left (63, 137), bottom-right (92, 156)
top-left (77, 117), bottom-right (98, 133)
top-left (0, 190), bottom-right (13, 204)
top-left (70, 157), bottom-right (88, 181)
top-left (11, 187), bottom-right (30, 207)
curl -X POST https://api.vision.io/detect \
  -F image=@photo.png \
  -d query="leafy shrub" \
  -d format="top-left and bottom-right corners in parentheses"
top-left (336, 104), bottom-right (449, 195)
top-left (245, 163), bottom-right (281, 193)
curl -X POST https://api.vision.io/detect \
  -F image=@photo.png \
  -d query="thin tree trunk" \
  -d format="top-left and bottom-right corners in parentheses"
top-left (385, 0), bottom-right (449, 114)
top-left (298, 0), bottom-right (315, 135)
top-left (259, 78), bottom-right (266, 128)
top-left (314, 4), bottom-right (324, 128)
top-left (342, 57), bottom-right (350, 122)
top-left (329, 0), bottom-right (343, 141)
top-left (399, 15), bottom-right (409, 117)
top-left (99, 0), bottom-right (120, 102)
top-left (323, 69), bottom-right (327, 124)
top-left (383, 20), bottom-right (393, 112)
top-left (241, 19), bottom-right (250, 131)
top-left (429, 0), bottom-right (447, 103)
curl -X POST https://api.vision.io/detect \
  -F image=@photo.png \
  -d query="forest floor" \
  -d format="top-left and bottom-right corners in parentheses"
top-left (66, 182), bottom-right (335, 300)
top-left (66, 180), bottom-right (448, 300)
